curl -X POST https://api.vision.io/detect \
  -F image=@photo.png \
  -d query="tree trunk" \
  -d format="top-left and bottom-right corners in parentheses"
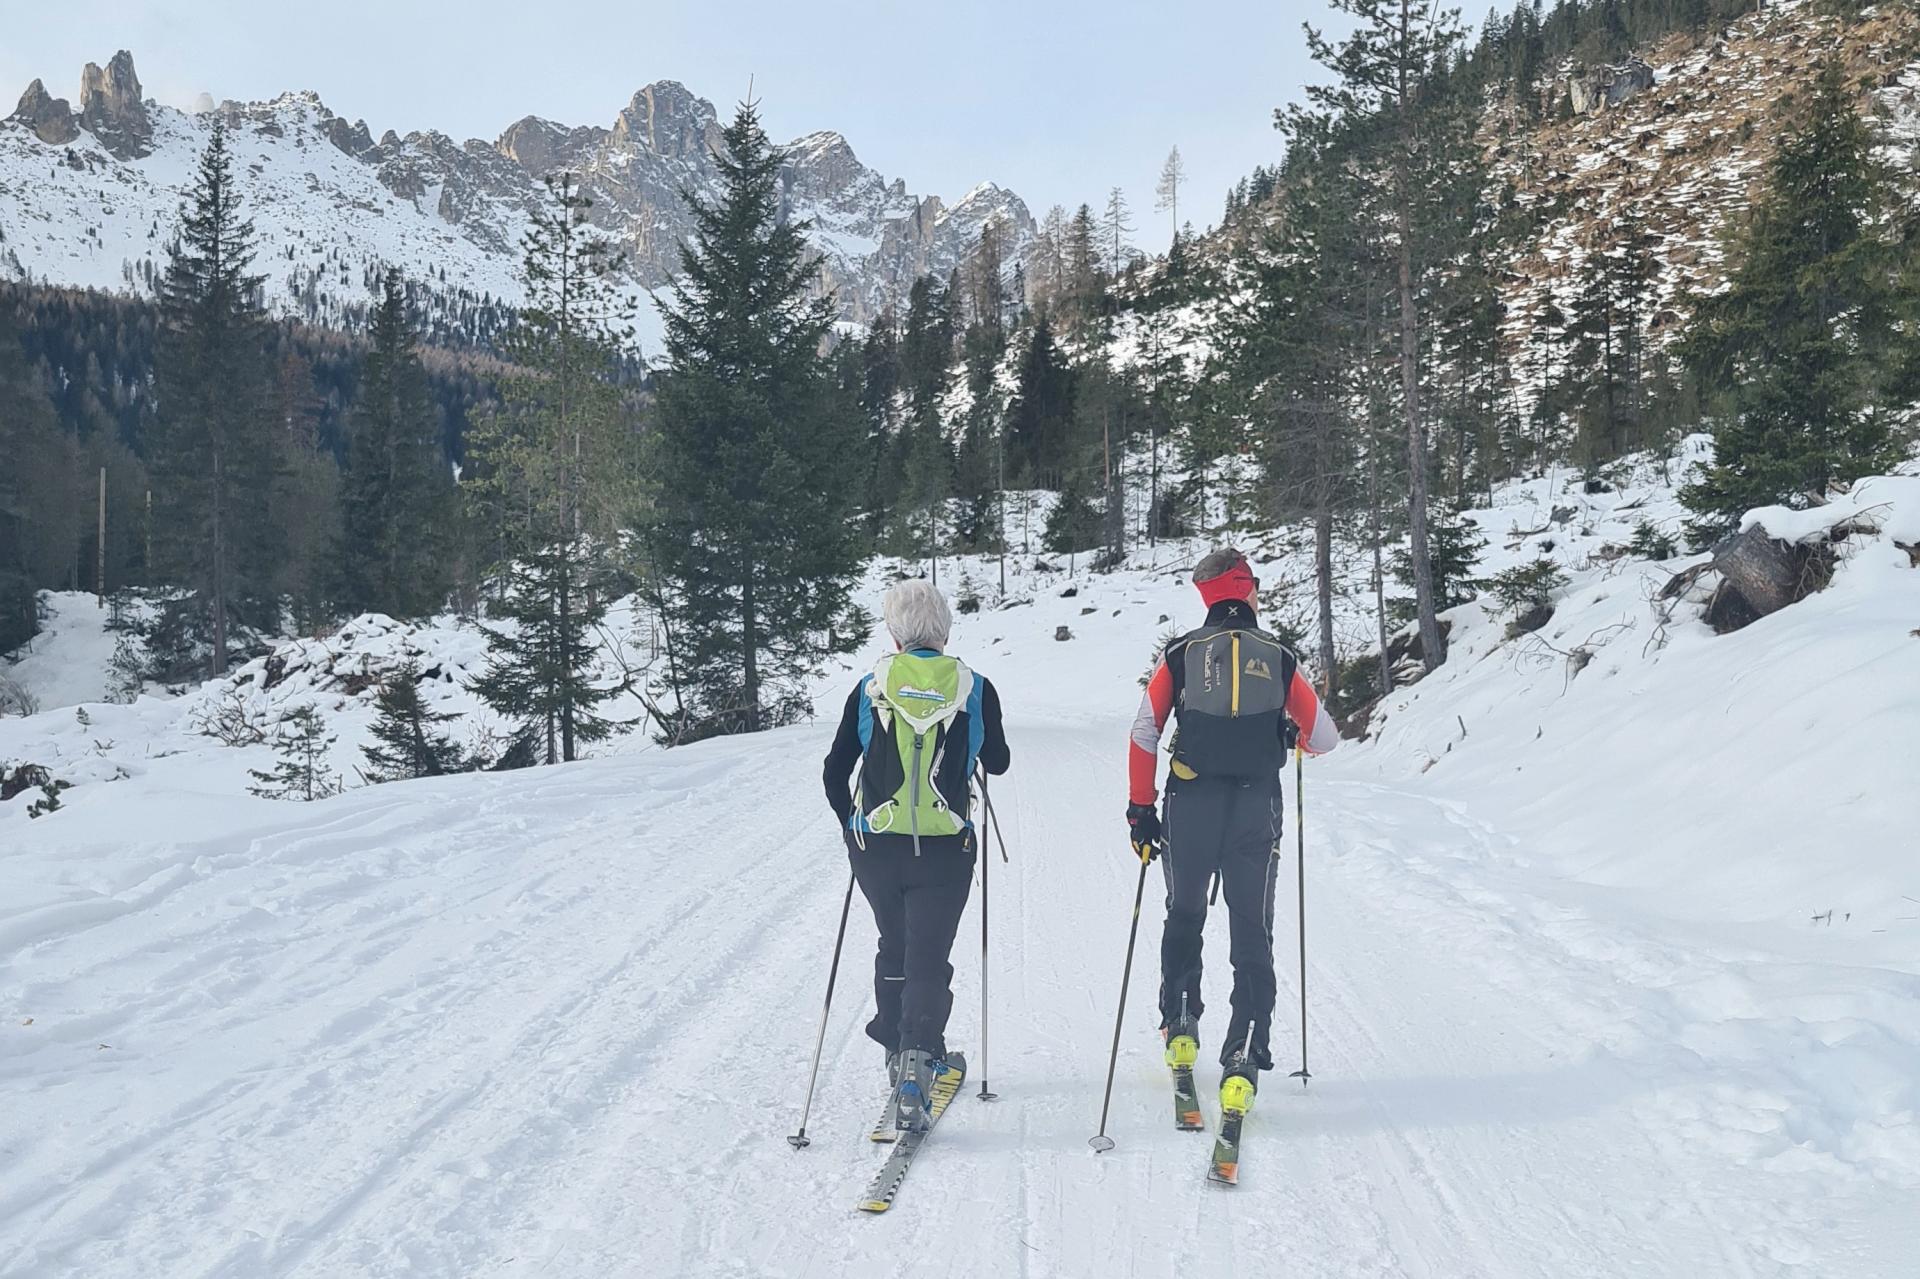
top-left (559, 555), bottom-right (575, 762)
top-left (742, 574), bottom-right (760, 734)
top-left (1397, 158), bottom-right (1445, 669)
top-left (211, 445), bottom-right (228, 677)
top-left (1368, 409), bottom-right (1393, 698)
top-left (1315, 501), bottom-right (1336, 700)
top-left (1712, 526), bottom-right (1808, 617)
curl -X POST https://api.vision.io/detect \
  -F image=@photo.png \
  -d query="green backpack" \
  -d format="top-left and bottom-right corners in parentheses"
top-left (855, 651), bottom-right (977, 854)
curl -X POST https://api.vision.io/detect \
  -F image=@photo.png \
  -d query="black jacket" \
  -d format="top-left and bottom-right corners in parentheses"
top-left (822, 667), bottom-right (1010, 840)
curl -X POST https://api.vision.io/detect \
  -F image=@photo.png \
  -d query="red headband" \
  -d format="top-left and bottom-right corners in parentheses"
top-left (1196, 561), bottom-right (1257, 608)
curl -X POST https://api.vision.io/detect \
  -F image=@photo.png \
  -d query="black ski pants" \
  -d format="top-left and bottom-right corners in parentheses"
top-left (1158, 777), bottom-right (1283, 1070)
top-left (848, 833), bottom-right (975, 1059)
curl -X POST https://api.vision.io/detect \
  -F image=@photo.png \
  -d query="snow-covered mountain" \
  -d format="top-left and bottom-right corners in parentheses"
top-left (0, 52), bottom-right (1036, 355)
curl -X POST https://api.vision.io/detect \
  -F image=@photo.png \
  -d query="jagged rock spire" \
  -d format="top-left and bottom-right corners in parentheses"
top-left (78, 50), bottom-right (151, 158)
top-left (10, 78), bottom-right (79, 145)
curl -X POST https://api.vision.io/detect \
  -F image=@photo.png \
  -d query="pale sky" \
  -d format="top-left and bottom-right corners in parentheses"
top-left (2, 1), bottom-right (1359, 245)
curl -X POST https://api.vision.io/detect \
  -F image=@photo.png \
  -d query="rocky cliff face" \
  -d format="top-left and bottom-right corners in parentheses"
top-left (9, 79), bottom-right (78, 146)
top-left (1494, 0), bottom-right (1920, 376)
top-left (0, 52), bottom-right (1034, 352)
top-left (77, 51), bottom-right (151, 158)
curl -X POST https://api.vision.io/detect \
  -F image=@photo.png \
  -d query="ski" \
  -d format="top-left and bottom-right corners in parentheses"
top-left (869, 1090), bottom-right (899, 1143)
top-left (856, 1052), bottom-right (967, 1213)
top-left (1207, 1109), bottom-right (1245, 1185)
top-left (1172, 1065), bottom-right (1205, 1131)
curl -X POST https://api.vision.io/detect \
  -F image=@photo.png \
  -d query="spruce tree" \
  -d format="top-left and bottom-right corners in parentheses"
top-left (0, 301), bottom-right (74, 653)
top-left (1005, 317), bottom-right (1076, 489)
top-left (149, 121), bottom-right (279, 676)
top-left (463, 174), bottom-right (639, 763)
top-left (650, 101), bottom-right (868, 739)
top-left (1042, 461), bottom-right (1104, 559)
top-left (1682, 60), bottom-right (1902, 536)
top-left (248, 705), bottom-right (341, 801)
top-left (361, 660), bottom-right (464, 782)
top-left (340, 269), bottom-right (453, 618)
top-left (1393, 501), bottom-right (1487, 615)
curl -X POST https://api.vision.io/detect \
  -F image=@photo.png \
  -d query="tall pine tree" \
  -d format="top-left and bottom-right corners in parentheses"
top-left (464, 175), bottom-right (639, 763)
top-left (1297, 0), bottom-right (1479, 670)
top-left (650, 101), bottom-right (868, 739)
top-left (150, 121), bottom-right (278, 676)
top-left (339, 269), bottom-right (454, 619)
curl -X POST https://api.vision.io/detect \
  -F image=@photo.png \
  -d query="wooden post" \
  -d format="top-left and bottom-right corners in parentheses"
top-left (96, 467), bottom-right (107, 608)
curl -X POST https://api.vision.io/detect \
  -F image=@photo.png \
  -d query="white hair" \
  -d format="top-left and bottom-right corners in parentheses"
top-left (883, 579), bottom-right (953, 652)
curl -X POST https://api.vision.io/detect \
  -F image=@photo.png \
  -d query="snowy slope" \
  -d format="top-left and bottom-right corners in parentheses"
top-left (5, 458), bottom-right (1920, 1275)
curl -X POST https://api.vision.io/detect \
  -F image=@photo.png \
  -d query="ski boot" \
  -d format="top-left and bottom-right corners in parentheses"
top-left (1163, 1010), bottom-right (1200, 1071)
top-left (892, 1048), bottom-right (939, 1132)
top-left (1220, 1049), bottom-right (1259, 1117)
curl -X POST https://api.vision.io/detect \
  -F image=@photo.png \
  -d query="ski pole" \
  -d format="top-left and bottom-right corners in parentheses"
top-left (788, 870), bottom-right (856, 1149)
top-left (1288, 746), bottom-right (1311, 1088)
top-left (978, 767), bottom-right (1010, 865)
top-left (976, 771), bottom-right (1001, 1101)
top-left (1090, 844), bottom-right (1154, 1152)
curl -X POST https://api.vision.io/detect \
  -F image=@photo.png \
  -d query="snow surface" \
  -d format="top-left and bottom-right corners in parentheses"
top-left (4, 454), bottom-right (1920, 1275)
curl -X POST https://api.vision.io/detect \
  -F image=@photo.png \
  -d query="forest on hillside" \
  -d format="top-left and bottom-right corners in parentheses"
top-left (2, 0), bottom-right (1915, 752)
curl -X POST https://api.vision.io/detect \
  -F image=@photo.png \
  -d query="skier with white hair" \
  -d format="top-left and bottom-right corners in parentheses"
top-left (822, 578), bottom-right (1010, 1131)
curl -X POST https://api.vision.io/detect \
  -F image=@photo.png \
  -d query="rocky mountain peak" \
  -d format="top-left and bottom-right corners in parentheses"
top-left (78, 50), bottom-right (150, 158)
top-left (495, 115), bottom-right (609, 179)
top-left (609, 81), bottom-right (719, 161)
top-left (9, 78), bottom-right (78, 146)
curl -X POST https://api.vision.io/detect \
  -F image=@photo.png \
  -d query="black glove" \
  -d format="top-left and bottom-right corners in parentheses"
top-left (1126, 803), bottom-right (1163, 859)
top-left (1282, 719), bottom-right (1301, 752)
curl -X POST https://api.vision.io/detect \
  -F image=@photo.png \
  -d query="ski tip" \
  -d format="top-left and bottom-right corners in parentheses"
top-left (1208, 1164), bottom-right (1240, 1185)
top-left (857, 1200), bottom-right (892, 1214)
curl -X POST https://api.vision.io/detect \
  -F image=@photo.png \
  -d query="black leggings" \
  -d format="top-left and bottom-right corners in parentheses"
top-left (849, 839), bottom-right (976, 1058)
top-left (1158, 779), bottom-right (1282, 1069)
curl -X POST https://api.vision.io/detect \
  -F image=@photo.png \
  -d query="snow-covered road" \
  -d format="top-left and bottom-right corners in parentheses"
top-left (4, 717), bottom-right (1916, 1276)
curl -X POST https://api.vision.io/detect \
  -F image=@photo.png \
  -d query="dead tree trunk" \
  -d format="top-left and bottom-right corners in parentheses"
top-left (1712, 526), bottom-right (1811, 618)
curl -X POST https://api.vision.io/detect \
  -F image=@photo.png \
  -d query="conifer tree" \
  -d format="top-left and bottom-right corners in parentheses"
top-left (899, 277), bottom-right (955, 415)
top-left (887, 415), bottom-right (954, 572)
top-left (1297, 0), bottom-right (1478, 670)
top-left (1104, 187), bottom-right (1135, 279)
top-left (340, 269), bottom-right (453, 618)
top-left (1042, 460), bottom-right (1104, 560)
top-left (248, 705), bottom-right (341, 801)
top-left (1682, 60), bottom-right (1902, 536)
top-left (361, 660), bottom-right (464, 782)
top-left (1392, 500), bottom-right (1487, 616)
top-left (0, 302), bottom-right (74, 653)
top-left (650, 101), bottom-right (868, 739)
top-left (1064, 204), bottom-right (1105, 335)
top-left (1236, 111), bottom-right (1366, 690)
top-left (464, 174), bottom-right (639, 763)
top-left (149, 121), bottom-right (278, 676)
top-left (1005, 317), bottom-right (1077, 489)
top-left (1155, 147), bottom-right (1186, 246)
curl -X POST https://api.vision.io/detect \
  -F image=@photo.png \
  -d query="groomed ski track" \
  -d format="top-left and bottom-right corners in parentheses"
top-left (3, 717), bottom-right (1913, 1277)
